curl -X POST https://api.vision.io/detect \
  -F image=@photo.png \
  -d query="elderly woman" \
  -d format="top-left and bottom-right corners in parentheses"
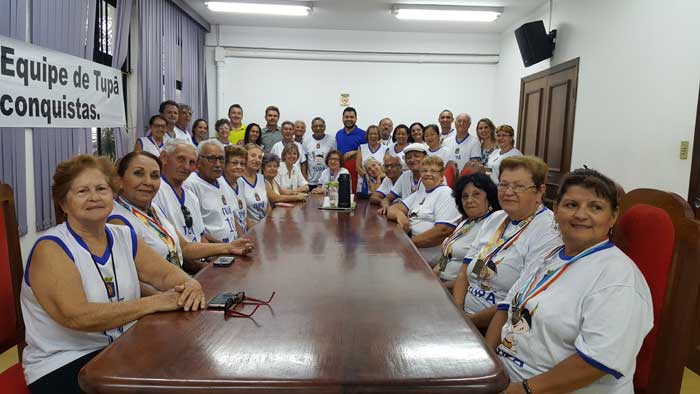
top-left (387, 156), bottom-right (461, 247)
top-left (357, 157), bottom-right (385, 199)
top-left (433, 173), bottom-right (500, 289)
top-left (476, 118), bottom-right (498, 165)
top-left (109, 151), bottom-right (254, 274)
top-left (311, 150), bottom-right (350, 194)
top-left (424, 124), bottom-right (451, 163)
top-left (135, 115), bottom-right (168, 156)
top-left (275, 143), bottom-right (309, 193)
top-left (20, 155), bottom-right (206, 393)
top-left (214, 118), bottom-right (232, 146)
top-left (242, 123), bottom-right (263, 148)
top-left (488, 168), bottom-right (652, 394)
top-left (263, 153), bottom-right (308, 205)
top-left (486, 124), bottom-right (523, 184)
top-left (190, 118), bottom-right (209, 146)
top-left (222, 145), bottom-right (250, 233)
top-left (238, 143), bottom-right (270, 224)
top-left (452, 156), bottom-right (561, 331)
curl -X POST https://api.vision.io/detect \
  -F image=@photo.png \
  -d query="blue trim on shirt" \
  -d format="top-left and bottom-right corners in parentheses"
top-left (161, 176), bottom-right (186, 205)
top-left (196, 172), bottom-right (220, 188)
top-left (399, 200), bottom-right (409, 211)
top-left (241, 174), bottom-right (258, 189)
top-left (497, 303), bottom-right (510, 311)
top-left (108, 214), bottom-right (135, 233)
top-left (455, 133), bottom-right (471, 145)
top-left (576, 347), bottom-right (623, 379)
top-left (435, 221), bottom-right (458, 228)
top-left (390, 190), bottom-right (401, 199)
top-left (425, 184), bottom-right (448, 194)
top-left (376, 191), bottom-right (386, 197)
top-left (129, 226), bottom-right (138, 259)
top-left (25, 236), bottom-right (75, 286)
top-left (66, 222), bottom-right (114, 265)
top-left (463, 257), bottom-right (472, 265)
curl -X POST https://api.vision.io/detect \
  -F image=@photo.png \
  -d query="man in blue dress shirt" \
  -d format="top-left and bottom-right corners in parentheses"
top-left (335, 107), bottom-right (366, 162)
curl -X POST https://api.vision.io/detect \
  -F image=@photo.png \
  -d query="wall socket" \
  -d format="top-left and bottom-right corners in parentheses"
top-left (680, 140), bottom-right (689, 160)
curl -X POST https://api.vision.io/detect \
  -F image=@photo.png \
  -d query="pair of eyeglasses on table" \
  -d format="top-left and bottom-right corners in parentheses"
top-left (223, 291), bottom-right (276, 318)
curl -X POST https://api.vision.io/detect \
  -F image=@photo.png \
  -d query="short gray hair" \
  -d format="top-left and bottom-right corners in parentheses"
top-left (197, 139), bottom-right (225, 158)
top-left (262, 152), bottom-right (281, 168)
top-left (163, 139), bottom-right (196, 154)
top-left (178, 103), bottom-right (192, 114)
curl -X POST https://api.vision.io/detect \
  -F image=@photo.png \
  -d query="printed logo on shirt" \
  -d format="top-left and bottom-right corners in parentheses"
top-left (238, 199), bottom-right (243, 210)
top-left (221, 195), bottom-right (227, 205)
top-left (468, 285), bottom-right (497, 305)
top-left (501, 303), bottom-right (538, 354)
top-left (496, 347), bottom-right (526, 368)
top-left (254, 193), bottom-right (261, 202)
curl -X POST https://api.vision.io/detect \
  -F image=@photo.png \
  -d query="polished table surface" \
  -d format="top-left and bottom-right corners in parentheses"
top-left (80, 197), bottom-right (509, 393)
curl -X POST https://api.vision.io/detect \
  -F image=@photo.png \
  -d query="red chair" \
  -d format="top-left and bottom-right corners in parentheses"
top-left (344, 158), bottom-right (358, 194)
top-left (0, 184), bottom-right (28, 393)
top-left (612, 188), bottom-right (700, 394)
top-left (443, 164), bottom-right (456, 188)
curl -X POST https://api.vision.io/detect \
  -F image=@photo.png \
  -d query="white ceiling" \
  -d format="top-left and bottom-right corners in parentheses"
top-left (184, 0), bottom-right (548, 34)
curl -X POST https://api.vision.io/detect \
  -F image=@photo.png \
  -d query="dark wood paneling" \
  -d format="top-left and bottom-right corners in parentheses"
top-left (686, 84), bottom-right (700, 376)
top-left (79, 199), bottom-right (510, 393)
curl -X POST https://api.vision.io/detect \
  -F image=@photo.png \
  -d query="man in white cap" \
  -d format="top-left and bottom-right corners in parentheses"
top-left (377, 142), bottom-right (428, 215)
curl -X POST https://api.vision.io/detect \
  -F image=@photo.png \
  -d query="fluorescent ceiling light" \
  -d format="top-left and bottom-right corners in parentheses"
top-left (206, 1), bottom-right (312, 16)
top-left (392, 5), bottom-right (503, 22)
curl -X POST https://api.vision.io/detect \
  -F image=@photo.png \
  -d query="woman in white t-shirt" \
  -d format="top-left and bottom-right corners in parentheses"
top-left (432, 173), bottom-right (501, 289)
top-left (476, 118), bottom-right (498, 166)
top-left (275, 143), bottom-right (309, 193)
top-left (311, 150), bottom-right (350, 194)
top-left (487, 168), bottom-right (653, 394)
top-left (424, 124), bottom-right (451, 164)
top-left (134, 115), bottom-right (168, 156)
top-left (486, 124), bottom-right (523, 184)
top-left (238, 144), bottom-right (271, 224)
top-left (452, 155), bottom-right (561, 331)
top-left (385, 124), bottom-right (410, 170)
top-left (356, 125), bottom-right (388, 180)
top-left (214, 119), bottom-right (232, 146)
top-left (357, 158), bottom-right (385, 199)
top-left (21, 155), bottom-right (206, 393)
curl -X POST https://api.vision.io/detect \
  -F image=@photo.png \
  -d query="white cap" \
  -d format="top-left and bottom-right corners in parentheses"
top-left (403, 143), bottom-right (428, 154)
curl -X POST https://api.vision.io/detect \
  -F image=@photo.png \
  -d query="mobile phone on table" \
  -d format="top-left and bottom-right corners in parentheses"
top-left (208, 292), bottom-right (236, 308)
top-left (213, 256), bottom-right (235, 267)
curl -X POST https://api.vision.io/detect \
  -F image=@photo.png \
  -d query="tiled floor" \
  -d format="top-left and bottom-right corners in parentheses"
top-left (2, 346), bottom-right (700, 392)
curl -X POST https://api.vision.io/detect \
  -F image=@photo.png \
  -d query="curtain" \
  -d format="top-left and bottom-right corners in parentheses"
top-left (0, 0), bottom-right (28, 235)
top-left (31, 0), bottom-right (96, 231)
top-left (137, 0), bottom-right (208, 139)
top-left (181, 11), bottom-right (208, 123)
top-left (137, 0), bottom-right (165, 138)
top-left (112, 0), bottom-right (134, 158)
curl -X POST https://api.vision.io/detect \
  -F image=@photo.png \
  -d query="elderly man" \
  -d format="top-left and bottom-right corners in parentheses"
top-left (303, 117), bottom-right (337, 191)
top-left (260, 105), bottom-right (282, 152)
top-left (227, 104), bottom-right (246, 145)
top-left (370, 154), bottom-right (402, 206)
top-left (335, 107), bottom-right (366, 162)
top-left (183, 139), bottom-right (241, 243)
top-left (439, 109), bottom-right (455, 142)
top-left (377, 143), bottom-right (428, 215)
top-left (379, 117), bottom-right (393, 146)
top-left (174, 103), bottom-right (192, 140)
top-left (294, 120), bottom-right (306, 143)
top-left (159, 100), bottom-right (187, 141)
top-left (270, 120), bottom-right (307, 170)
top-left (442, 113), bottom-right (481, 173)
top-left (153, 139), bottom-right (206, 248)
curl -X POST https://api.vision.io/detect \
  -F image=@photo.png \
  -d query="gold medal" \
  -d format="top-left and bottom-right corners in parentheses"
top-left (166, 251), bottom-right (182, 267)
top-left (511, 308), bottom-right (522, 325)
top-left (436, 255), bottom-right (449, 272)
top-left (470, 259), bottom-right (486, 278)
top-left (238, 199), bottom-right (243, 210)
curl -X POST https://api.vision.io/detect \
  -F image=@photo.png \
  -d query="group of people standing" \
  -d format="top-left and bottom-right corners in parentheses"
top-left (19, 99), bottom-right (653, 394)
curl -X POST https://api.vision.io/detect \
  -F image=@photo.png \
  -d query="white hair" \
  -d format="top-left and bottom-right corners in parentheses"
top-left (197, 138), bottom-right (225, 158)
top-left (162, 138), bottom-right (196, 154)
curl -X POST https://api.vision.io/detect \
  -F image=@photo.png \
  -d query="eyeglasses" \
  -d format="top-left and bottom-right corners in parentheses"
top-left (227, 160), bottom-right (246, 166)
top-left (200, 155), bottom-right (225, 164)
top-left (224, 291), bottom-right (276, 318)
top-left (180, 205), bottom-right (193, 228)
top-left (383, 164), bottom-right (401, 169)
top-left (419, 168), bottom-right (442, 175)
top-left (497, 183), bottom-right (537, 194)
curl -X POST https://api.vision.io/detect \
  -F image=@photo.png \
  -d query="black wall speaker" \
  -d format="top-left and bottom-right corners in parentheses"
top-left (514, 20), bottom-right (557, 67)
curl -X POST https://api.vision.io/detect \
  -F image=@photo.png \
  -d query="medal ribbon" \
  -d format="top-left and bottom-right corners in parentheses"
top-left (115, 197), bottom-right (177, 254)
top-left (513, 240), bottom-right (614, 312)
top-left (441, 212), bottom-right (490, 257)
top-left (476, 205), bottom-right (547, 265)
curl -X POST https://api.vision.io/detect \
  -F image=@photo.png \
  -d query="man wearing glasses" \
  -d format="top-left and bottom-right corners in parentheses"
top-left (153, 140), bottom-right (206, 244)
top-left (184, 140), bottom-right (241, 243)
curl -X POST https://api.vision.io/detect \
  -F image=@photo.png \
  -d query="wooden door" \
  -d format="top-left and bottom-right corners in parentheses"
top-left (685, 84), bottom-right (700, 376)
top-left (517, 58), bottom-right (579, 205)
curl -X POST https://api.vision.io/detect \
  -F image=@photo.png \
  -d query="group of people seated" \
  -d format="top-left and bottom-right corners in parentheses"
top-left (19, 100), bottom-right (653, 394)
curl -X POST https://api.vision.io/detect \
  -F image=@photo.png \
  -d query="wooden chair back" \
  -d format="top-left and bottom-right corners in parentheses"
top-left (0, 183), bottom-right (25, 356)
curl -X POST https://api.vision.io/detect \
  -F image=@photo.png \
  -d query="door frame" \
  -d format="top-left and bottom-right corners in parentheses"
top-left (686, 84), bottom-right (700, 209)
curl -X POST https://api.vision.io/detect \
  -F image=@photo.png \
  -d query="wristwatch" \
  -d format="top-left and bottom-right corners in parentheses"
top-left (522, 379), bottom-right (533, 394)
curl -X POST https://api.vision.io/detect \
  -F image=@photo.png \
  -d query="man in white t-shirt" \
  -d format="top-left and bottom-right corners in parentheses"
top-left (370, 155), bottom-right (402, 206)
top-left (159, 100), bottom-right (189, 141)
top-left (153, 140), bottom-right (205, 242)
top-left (173, 103), bottom-right (192, 141)
top-left (270, 121), bottom-right (307, 172)
top-left (443, 113), bottom-right (481, 173)
top-left (183, 139), bottom-right (239, 242)
top-left (377, 143), bottom-right (428, 215)
top-left (303, 117), bottom-right (336, 189)
top-left (439, 109), bottom-right (456, 142)
top-left (379, 117), bottom-right (393, 146)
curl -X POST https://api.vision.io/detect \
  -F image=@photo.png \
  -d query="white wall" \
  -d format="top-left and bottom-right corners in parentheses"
top-left (206, 26), bottom-right (500, 130)
top-left (494, 0), bottom-right (700, 196)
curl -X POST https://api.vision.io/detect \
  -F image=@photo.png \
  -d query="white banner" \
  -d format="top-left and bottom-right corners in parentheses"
top-left (0, 35), bottom-right (126, 128)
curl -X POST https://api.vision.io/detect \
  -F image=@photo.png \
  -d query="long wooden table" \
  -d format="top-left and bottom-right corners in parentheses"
top-left (79, 198), bottom-right (509, 393)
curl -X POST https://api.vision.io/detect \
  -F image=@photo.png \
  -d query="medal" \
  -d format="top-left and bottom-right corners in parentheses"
top-left (221, 195), bottom-right (227, 205)
top-left (238, 199), bottom-right (243, 209)
top-left (470, 259), bottom-right (486, 278)
top-left (436, 255), bottom-right (449, 272)
top-left (166, 250), bottom-right (182, 267)
top-left (104, 277), bottom-right (116, 298)
top-left (511, 307), bottom-right (522, 325)
top-left (479, 265), bottom-right (491, 279)
top-left (316, 143), bottom-right (320, 148)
